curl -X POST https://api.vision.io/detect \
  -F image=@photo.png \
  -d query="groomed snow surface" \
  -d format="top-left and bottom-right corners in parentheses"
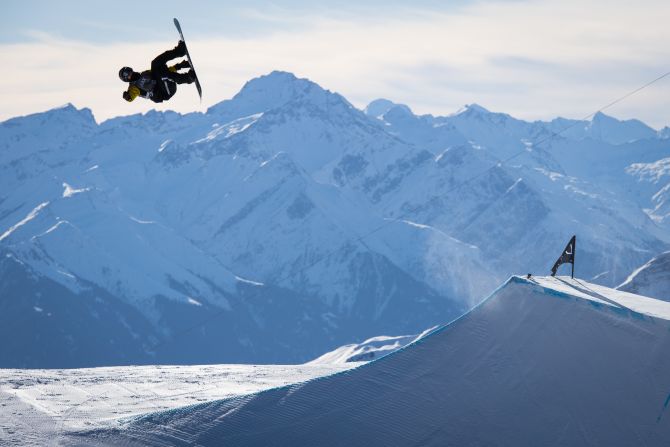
top-left (0, 364), bottom-right (355, 446)
top-left (3, 275), bottom-right (663, 446)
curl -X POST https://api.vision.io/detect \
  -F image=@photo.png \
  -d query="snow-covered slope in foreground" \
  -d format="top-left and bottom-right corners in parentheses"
top-left (78, 276), bottom-right (670, 447)
top-left (0, 363), bottom-right (354, 446)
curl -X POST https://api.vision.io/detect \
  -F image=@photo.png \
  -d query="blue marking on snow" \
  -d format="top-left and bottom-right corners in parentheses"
top-left (630, 311), bottom-right (647, 321)
top-left (587, 300), bottom-right (604, 310)
top-left (656, 393), bottom-right (670, 423)
top-left (525, 282), bottom-right (572, 302)
top-left (609, 306), bottom-right (629, 316)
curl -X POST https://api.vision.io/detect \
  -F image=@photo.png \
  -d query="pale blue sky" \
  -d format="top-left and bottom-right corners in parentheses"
top-left (3, 0), bottom-right (669, 128)
top-left (2, 1), bottom-right (472, 43)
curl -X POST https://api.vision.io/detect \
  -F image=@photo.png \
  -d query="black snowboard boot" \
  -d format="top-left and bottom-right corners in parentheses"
top-left (172, 60), bottom-right (191, 71)
top-left (175, 40), bottom-right (187, 57)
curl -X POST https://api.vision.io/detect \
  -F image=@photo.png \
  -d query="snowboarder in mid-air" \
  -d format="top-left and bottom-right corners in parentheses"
top-left (119, 40), bottom-right (195, 103)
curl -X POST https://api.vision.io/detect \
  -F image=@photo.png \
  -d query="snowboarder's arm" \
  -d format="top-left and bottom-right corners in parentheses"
top-left (123, 86), bottom-right (140, 102)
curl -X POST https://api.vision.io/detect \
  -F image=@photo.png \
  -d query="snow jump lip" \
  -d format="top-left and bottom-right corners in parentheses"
top-left (128, 274), bottom-right (669, 424)
top-left (74, 275), bottom-right (670, 447)
top-left (122, 276), bottom-right (515, 425)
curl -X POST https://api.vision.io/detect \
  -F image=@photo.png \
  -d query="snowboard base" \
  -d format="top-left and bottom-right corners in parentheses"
top-left (173, 18), bottom-right (202, 101)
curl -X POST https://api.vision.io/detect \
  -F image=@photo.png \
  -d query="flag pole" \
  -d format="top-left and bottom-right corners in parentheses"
top-left (571, 236), bottom-right (575, 279)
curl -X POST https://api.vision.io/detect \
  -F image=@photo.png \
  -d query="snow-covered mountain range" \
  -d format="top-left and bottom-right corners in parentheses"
top-left (1, 71), bottom-right (669, 367)
top-left (618, 251), bottom-right (670, 301)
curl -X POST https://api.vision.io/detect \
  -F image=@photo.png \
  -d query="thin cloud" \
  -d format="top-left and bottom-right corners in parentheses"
top-left (2, 0), bottom-right (669, 127)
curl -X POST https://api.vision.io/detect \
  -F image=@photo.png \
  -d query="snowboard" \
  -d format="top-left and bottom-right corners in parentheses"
top-left (173, 18), bottom-right (202, 101)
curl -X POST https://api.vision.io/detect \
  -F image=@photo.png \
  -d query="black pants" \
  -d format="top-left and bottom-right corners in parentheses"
top-left (151, 44), bottom-right (191, 84)
top-left (149, 44), bottom-right (190, 102)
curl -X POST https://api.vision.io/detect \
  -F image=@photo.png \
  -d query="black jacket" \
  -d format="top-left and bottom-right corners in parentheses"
top-left (127, 71), bottom-right (176, 103)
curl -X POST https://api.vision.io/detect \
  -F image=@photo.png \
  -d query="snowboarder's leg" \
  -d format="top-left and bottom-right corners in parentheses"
top-left (165, 70), bottom-right (195, 85)
top-left (171, 60), bottom-right (191, 71)
top-left (151, 41), bottom-right (187, 72)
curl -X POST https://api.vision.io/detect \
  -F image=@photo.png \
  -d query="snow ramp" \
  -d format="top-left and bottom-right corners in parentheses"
top-left (76, 276), bottom-right (670, 446)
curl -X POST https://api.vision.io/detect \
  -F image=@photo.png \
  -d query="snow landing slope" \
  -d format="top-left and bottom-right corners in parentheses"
top-left (78, 276), bottom-right (670, 447)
